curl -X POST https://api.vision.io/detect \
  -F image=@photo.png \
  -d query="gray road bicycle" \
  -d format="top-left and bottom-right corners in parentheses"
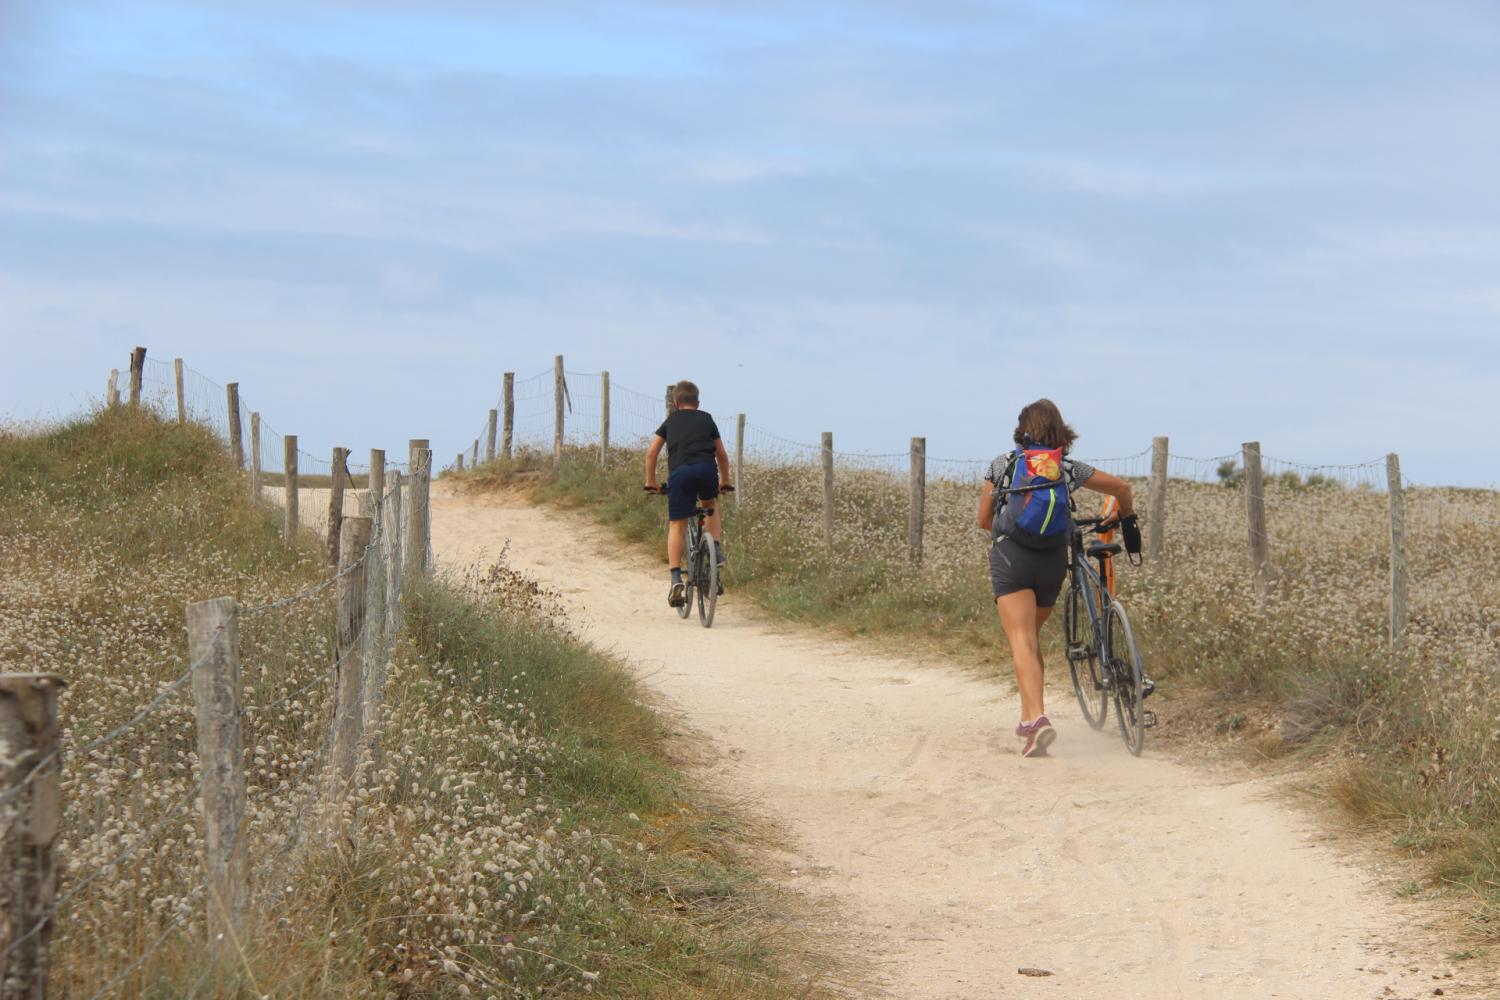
top-left (649, 485), bottom-right (732, 628)
top-left (1063, 515), bottom-right (1155, 755)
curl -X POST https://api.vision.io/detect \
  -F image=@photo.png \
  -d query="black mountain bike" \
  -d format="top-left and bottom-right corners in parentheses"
top-left (1063, 516), bottom-right (1154, 755)
top-left (649, 485), bottom-right (732, 628)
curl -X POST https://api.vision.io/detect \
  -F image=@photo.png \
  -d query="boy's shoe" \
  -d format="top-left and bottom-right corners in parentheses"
top-left (668, 582), bottom-right (686, 607)
top-left (715, 543), bottom-right (727, 567)
top-left (1141, 676), bottom-right (1157, 699)
top-left (1017, 716), bottom-right (1056, 757)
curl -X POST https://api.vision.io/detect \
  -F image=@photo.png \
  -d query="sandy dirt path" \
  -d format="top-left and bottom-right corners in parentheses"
top-left (419, 484), bottom-right (1468, 999)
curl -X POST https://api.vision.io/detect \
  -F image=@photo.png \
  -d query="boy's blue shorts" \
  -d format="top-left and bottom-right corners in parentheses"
top-left (666, 461), bottom-right (719, 520)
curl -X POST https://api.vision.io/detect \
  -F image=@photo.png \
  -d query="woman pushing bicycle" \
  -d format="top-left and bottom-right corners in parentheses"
top-left (645, 380), bottom-right (733, 608)
top-left (977, 399), bottom-right (1141, 757)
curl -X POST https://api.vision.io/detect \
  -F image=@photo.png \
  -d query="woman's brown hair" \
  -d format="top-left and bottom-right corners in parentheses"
top-left (1013, 398), bottom-right (1078, 453)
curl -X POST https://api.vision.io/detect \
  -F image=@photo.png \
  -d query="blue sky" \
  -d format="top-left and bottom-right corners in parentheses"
top-left (3, 0), bottom-right (1498, 483)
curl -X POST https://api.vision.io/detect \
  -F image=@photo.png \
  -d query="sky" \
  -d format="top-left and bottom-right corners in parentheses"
top-left (3, 0), bottom-right (1498, 484)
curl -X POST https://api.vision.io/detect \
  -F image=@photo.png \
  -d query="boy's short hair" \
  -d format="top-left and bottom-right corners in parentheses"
top-left (673, 380), bottom-right (700, 406)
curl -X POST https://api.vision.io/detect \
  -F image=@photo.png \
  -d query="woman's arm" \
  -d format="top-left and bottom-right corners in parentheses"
top-left (1080, 469), bottom-right (1134, 520)
top-left (977, 480), bottom-right (996, 531)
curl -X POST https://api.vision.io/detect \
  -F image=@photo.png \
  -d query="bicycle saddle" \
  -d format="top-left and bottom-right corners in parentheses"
top-left (1086, 541), bottom-right (1122, 559)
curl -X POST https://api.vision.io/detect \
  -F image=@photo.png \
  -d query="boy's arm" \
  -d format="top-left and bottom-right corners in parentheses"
top-left (645, 435), bottom-right (666, 490)
top-left (715, 437), bottom-right (732, 488)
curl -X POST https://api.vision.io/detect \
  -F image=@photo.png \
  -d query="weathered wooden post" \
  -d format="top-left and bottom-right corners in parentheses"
top-left (283, 436), bottom-right (299, 542)
top-left (128, 346), bottom-right (146, 406)
top-left (599, 371), bottom-right (610, 464)
top-left (665, 384), bottom-right (674, 418)
top-left (1243, 441), bottom-right (1270, 596)
top-left (553, 355), bottom-right (565, 464)
top-left (330, 518), bottom-right (371, 796)
top-left (408, 441), bottom-right (431, 577)
top-left (326, 447), bottom-right (348, 566)
top-left (1148, 436), bottom-right (1169, 561)
top-left (186, 597), bottom-right (247, 957)
top-left (106, 369), bottom-right (120, 407)
top-left (1387, 453), bottom-right (1408, 650)
top-left (0, 673), bottom-right (66, 999)
top-left (909, 436), bottom-right (926, 566)
top-left (502, 374), bottom-right (514, 461)
top-left (383, 470), bottom-right (404, 638)
top-left (249, 413), bottom-right (262, 507)
top-left (226, 383), bottom-right (244, 470)
top-left (486, 409), bottom-right (497, 463)
top-left (471, 440), bottom-right (478, 467)
top-left (734, 413), bottom-right (745, 508)
top-left (174, 357), bottom-right (186, 424)
top-left (821, 432), bottom-right (835, 548)
top-left (456, 452), bottom-right (465, 472)
top-left (369, 449), bottom-right (385, 507)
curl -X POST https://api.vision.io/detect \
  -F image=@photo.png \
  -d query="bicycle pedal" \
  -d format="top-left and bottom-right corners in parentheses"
top-left (1142, 710), bottom-right (1158, 729)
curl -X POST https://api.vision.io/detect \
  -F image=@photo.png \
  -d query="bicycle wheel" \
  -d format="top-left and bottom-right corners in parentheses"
top-left (1064, 582), bottom-right (1109, 729)
top-left (696, 537), bottom-right (719, 628)
top-left (676, 526), bottom-right (696, 619)
top-left (1105, 600), bottom-right (1146, 756)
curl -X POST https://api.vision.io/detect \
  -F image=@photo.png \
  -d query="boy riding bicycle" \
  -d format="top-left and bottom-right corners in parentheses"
top-left (645, 381), bottom-right (733, 607)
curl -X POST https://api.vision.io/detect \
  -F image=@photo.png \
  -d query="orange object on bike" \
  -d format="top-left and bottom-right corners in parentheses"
top-left (1097, 496), bottom-right (1119, 595)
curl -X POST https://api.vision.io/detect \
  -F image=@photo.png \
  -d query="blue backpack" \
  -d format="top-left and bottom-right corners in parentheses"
top-left (994, 443), bottom-right (1071, 549)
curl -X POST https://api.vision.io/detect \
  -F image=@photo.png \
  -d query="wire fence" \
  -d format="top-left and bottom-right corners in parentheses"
top-left (15, 351), bottom-right (422, 996)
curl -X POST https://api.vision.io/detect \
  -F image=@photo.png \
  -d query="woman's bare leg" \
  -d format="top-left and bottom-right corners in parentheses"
top-left (997, 591), bottom-right (1046, 721)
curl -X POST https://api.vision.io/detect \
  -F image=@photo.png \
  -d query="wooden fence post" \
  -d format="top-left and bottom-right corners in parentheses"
top-left (502, 374), bottom-right (514, 461)
top-left (369, 449), bottom-right (385, 506)
top-left (249, 413), bottom-right (262, 507)
top-left (0, 673), bottom-right (67, 999)
top-left (821, 432), bottom-right (834, 548)
top-left (734, 413), bottom-right (745, 508)
top-left (665, 384), bottom-right (674, 418)
top-left (174, 358), bottom-right (186, 424)
top-left (106, 370), bottom-right (120, 408)
top-left (1243, 441), bottom-right (1270, 595)
top-left (408, 441), bottom-right (431, 577)
top-left (186, 597), bottom-right (247, 956)
top-left (1387, 453), bottom-right (1408, 650)
top-left (471, 440), bottom-right (478, 467)
top-left (909, 437), bottom-right (926, 566)
top-left (330, 518), bottom-right (371, 796)
top-left (369, 471), bottom-right (403, 755)
top-left (384, 470), bottom-right (404, 638)
top-left (486, 409), bottom-right (497, 463)
top-left (553, 355), bottom-right (565, 464)
top-left (326, 447), bottom-right (348, 566)
top-left (226, 383), bottom-right (244, 470)
top-left (128, 346), bottom-right (145, 406)
top-left (456, 452), bottom-right (464, 472)
top-left (1148, 436), bottom-right (1169, 561)
top-left (599, 371), bottom-right (610, 464)
top-left (283, 435), bottom-right (299, 542)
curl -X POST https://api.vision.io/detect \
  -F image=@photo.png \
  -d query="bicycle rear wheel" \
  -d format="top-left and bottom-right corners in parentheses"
top-left (1105, 600), bottom-right (1146, 756)
top-left (1064, 582), bottom-right (1109, 729)
top-left (696, 537), bottom-right (719, 628)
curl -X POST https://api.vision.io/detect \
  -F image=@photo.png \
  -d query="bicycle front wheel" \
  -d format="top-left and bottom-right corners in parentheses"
top-left (697, 537), bottom-right (719, 628)
top-left (1064, 583), bottom-right (1109, 729)
top-left (1105, 600), bottom-right (1146, 756)
top-left (677, 527), bottom-right (696, 619)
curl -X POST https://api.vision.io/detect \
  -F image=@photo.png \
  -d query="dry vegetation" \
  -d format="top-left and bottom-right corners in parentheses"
top-left (462, 443), bottom-right (1500, 934)
top-left (0, 408), bottom-right (829, 998)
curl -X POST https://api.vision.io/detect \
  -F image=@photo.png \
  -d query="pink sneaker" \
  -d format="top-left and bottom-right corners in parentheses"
top-left (1017, 716), bottom-right (1056, 757)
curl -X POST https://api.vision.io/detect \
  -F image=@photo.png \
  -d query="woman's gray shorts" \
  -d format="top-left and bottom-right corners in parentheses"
top-left (988, 537), bottom-right (1068, 607)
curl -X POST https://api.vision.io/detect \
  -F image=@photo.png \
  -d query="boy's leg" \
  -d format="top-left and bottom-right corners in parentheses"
top-left (704, 500), bottom-right (720, 542)
top-left (667, 518), bottom-right (687, 569)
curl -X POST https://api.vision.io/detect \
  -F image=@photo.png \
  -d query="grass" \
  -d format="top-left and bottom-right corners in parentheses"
top-left (455, 443), bottom-right (1500, 938)
top-left (0, 407), bottom-right (831, 998)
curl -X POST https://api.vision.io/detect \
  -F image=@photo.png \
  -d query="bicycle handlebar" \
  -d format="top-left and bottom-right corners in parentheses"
top-left (644, 484), bottom-right (736, 495)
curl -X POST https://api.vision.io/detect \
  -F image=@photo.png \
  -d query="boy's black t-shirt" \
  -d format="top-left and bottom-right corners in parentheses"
top-left (655, 409), bottom-right (721, 472)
